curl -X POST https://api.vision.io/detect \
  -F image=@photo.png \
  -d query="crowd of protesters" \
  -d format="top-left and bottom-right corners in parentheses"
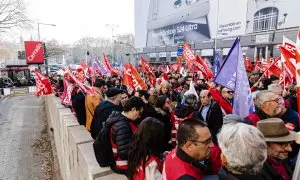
top-left (52, 68), bottom-right (299, 180)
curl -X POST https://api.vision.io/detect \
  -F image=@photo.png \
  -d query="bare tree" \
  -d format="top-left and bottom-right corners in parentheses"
top-left (0, 40), bottom-right (18, 59)
top-left (45, 39), bottom-right (66, 63)
top-left (0, 0), bottom-right (32, 30)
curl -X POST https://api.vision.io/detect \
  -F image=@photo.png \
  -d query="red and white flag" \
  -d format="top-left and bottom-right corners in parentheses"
top-left (295, 29), bottom-right (300, 114)
top-left (35, 70), bottom-right (52, 96)
top-left (61, 79), bottom-right (74, 106)
top-left (67, 69), bottom-right (94, 95)
top-left (103, 53), bottom-right (120, 76)
top-left (244, 56), bottom-right (253, 72)
top-left (123, 63), bottom-right (148, 93)
top-left (183, 41), bottom-right (196, 67)
top-left (140, 57), bottom-right (156, 86)
top-left (194, 56), bottom-right (214, 79)
top-left (254, 56), bottom-right (261, 71)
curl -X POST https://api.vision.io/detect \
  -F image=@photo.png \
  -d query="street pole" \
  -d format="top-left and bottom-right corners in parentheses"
top-left (106, 24), bottom-right (119, 65)
top-left (37, 23), bottom-right (40, 41)
top-left (37, 22), bottom-right (56, 76)
top-left (117, 42), bottom-right (138, 64)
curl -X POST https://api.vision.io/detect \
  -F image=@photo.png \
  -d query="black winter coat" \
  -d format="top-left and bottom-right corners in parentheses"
top-left (218, 168), bottom-right (267, 180)
top-left (154, 107), bottom-right (173, 151)
top-left (91, 101), bottom-right (122, 139)
top-left (106, 111), bottom-right (135, 160)
top-left (198, 100), bottom-right (223, 140)
top-left (72, 91), bottom-right (86, 126)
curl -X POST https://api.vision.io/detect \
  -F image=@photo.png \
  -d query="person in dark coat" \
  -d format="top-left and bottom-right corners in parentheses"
top-left (257, 119), bottom-right (296, 180)
top-left (90, 88), bottom-right (123, 139)
top-left (106, 96), bottom-right (145, 174)
top-left (72, 90), bottom-right (86, 126)
top-left (154, 96), bottom-right (173, 151)
top-left (134, 90), bottom-right (158, 124)
top-left (285, 84), bottom-right (298, 112)
top-left (198, 90), bottom-right (223, 144)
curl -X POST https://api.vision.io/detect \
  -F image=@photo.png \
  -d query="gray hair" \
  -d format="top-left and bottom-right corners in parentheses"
top-left (268, 84), bottom-right (282, 93)
top-left (218, 123), bottom-right (267, 175)
top-left (255, 90), bottom-right (276, 109)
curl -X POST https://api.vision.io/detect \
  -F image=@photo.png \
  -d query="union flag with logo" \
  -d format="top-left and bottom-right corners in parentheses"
top-left (35, 70), bottom-right (52, 96)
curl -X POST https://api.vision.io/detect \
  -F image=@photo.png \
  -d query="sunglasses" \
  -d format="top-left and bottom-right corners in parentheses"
top-left (225, 91), bottom-right (234, 94)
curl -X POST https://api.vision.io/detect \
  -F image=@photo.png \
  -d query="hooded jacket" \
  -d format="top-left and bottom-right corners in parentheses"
top-left (91, 100), bottom-right (122, 139)
top-left (106, 111), bottom-right (137, 174)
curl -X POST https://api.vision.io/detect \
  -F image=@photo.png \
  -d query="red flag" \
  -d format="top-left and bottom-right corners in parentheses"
top-left (140, 57), bottom-right (156, 86)
top-left (280, 46), bottom-right (296, 78)
top-left (183, 41), bottom-right (196, 67)
top-left (103, 53), bottom-right (120, 76)
top-left (123, 63), bottom-right (148, 92)
top-left (194, 56), bottom-right (214, 79)
top-left (76, 66), bottom-right (86, 82)
top-left (35, 70), bottom-right (52, 96)
top-left (67, 70), bottom-right (94, 95)
top-left (267, 58), bottom-right (281, 77)
top-left (295, 29), bottom-right (300, 116)
top-left (61, 79), bottom-right (74, 106)
top-left (254, 56), bottom-right (261, 71)
top-left (244, 56), bottom-right (253, 72)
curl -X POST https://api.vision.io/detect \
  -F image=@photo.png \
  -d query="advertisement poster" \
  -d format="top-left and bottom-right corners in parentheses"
top-left (25, 41), bottom-right (45, 64)
top-left (135, 0), bottom-right (299, 48)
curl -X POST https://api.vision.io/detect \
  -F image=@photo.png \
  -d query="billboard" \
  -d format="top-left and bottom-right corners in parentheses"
top-left (135, 0), bottom-right (299, 48)
top-left (135, 0), bottom-right (248, 48)
top-left (25, 41), bottom-right (45, 64)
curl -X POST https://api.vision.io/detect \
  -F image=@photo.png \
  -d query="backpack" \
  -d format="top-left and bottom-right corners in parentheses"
top-left (93, 122), bottom-right (114, 167)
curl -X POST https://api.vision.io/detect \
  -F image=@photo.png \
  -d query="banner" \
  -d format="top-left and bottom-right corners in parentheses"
top-left (35, 70), bottom-right (52, 96)
top-left (25, 41), bottom-right (44, 64)
top-left (123, 63), bottom-right (148, 92)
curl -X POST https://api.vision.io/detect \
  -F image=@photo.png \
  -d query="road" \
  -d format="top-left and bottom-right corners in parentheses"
top-left (0, 95), bottom-right (53, 180)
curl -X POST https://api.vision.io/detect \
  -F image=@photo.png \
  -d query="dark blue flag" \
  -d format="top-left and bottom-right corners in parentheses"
top-left (213, 49), bottom-right (222, 76)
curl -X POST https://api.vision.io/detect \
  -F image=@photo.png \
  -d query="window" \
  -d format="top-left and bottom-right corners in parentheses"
top-left (253, 7), bottom-right (278, 32)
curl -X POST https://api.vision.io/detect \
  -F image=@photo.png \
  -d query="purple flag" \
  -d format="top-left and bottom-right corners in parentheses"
top-left (215, 38), bottom-right (254, 118)
top-left (214, 39), bottom-right (239, 90)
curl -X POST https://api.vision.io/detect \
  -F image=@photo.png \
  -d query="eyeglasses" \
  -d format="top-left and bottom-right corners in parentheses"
top-left (264, 97), bottom-right (284, 104)
top-left (277, 142), bottom-right (293, 149)
top-left (189, 137), bottom-right (212, 145)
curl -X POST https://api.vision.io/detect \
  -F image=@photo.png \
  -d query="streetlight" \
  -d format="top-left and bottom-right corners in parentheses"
top-left (37, 22), bottom-right (56, 76)
top-left (105, 24), bottom-right (119, 65)
top-left (37, 22), bottom-right (56, 41)
top-left (115, 41), bottom-right (138, 64)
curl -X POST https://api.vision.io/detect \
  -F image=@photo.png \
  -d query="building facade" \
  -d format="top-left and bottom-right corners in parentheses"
top-left (134, 0), bottom-right (299, 64)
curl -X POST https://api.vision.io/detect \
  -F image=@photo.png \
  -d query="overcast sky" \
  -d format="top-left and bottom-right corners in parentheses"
top-left (5, 0), bottom-right (134, 44)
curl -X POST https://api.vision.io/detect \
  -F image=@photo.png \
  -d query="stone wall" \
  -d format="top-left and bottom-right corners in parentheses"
top-left (44, 95), bottom-right (127, 180)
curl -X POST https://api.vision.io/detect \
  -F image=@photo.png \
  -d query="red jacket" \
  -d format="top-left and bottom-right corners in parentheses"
top-left (170, 111), bottom-right (193, 146)
top-left (209, 88), bottom-right (232, 114)
top-left (163, 149), bottom-right (204, 180)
